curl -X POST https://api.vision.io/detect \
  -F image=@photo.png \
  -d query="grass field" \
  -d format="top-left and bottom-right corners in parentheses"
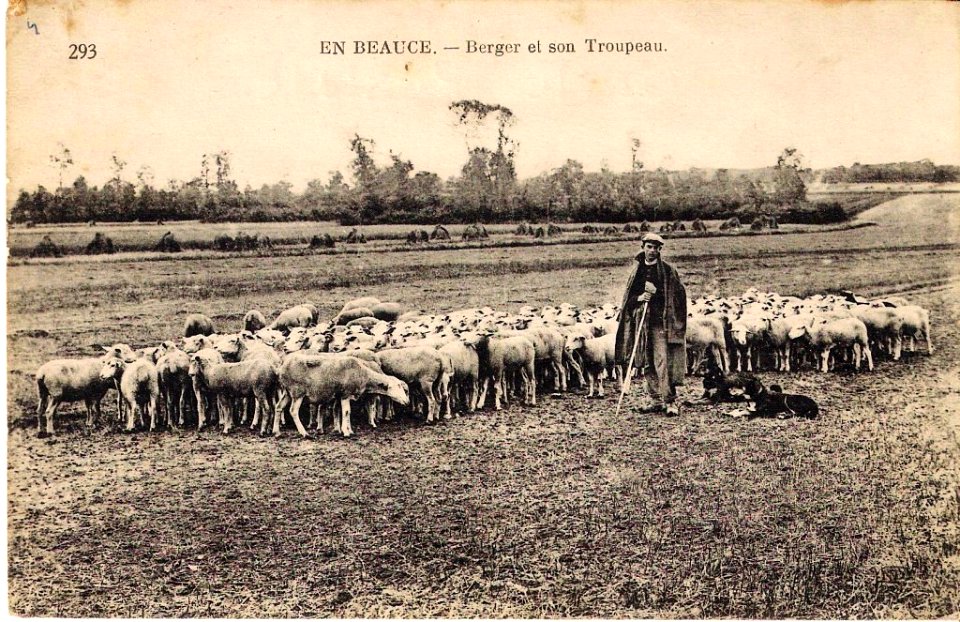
top-left (6, 219), bottom-right (833, 259)
top-left (6, 189), bottom-right (900, 258)
top-left (6, 193), bottom-right (960, 617)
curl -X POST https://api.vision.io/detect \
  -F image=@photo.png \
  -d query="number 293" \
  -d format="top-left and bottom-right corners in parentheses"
top-left (68, 43), bottom-right (97, 59)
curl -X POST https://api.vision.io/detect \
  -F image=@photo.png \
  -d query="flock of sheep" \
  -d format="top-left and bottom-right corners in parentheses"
top-left (33, 289), bottom-right (932, 438)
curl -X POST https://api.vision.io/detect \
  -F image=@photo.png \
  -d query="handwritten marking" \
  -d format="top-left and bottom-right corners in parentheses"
top-left (27, 21), bottom-right (38, 35)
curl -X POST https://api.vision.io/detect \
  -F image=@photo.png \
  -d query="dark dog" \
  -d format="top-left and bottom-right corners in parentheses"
top-left (701, 358), bottom-right (762, 403)
top-left (746, 382), bottom-right (819, 419)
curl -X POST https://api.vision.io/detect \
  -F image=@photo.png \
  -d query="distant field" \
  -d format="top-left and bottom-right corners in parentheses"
top-left (6, 193), bottom-right (960, 618)
top-left (6, 219), bottom-right (824, 259)
top-left (5, 189), bottom-right (899, 258)
top-left (808, 181), bottom-right (960, 194)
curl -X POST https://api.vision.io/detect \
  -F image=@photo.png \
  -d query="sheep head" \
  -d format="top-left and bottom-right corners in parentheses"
top-left (138, 346), bottom-right (162, 363)
top-left (102, 343), bottom-right (137, 362)
top-left (378, 376), bottom-right (410, 406)
top-left (187, 355), bottom-right (206, 378)
top-left (99, 358), bottom-right (125, 381)
top-left (564, 334), bottom-right (585, 352)
top-left (787, 326), bottom-right (808, 340)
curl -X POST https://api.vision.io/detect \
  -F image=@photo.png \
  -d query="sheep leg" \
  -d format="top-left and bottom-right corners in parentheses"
top-left (586, 369), bottom-right (596, 398)
top-left (219, 396), bottom-right (233, 434)
top-left (554, 359), bottom-right (566, 392)
top-left (307, 401), bottom-right (316, 431)
top-left (863, 342), bottom-right (874, 371)
top-left (84, 398), bottom-right (97, 427)
top-left (441, 374), bottom-right (453, 419)
top-left (333, 402), bottom-right (343, 435)
top-left (286, 396), bottom-right (309, 437)
top-left (149, 395), bottom-right (159, 431)
top-left (890, 335), bottom-right (902, 361)
top-left (314, 402), bottom-right (325, 434)
top-left (195, 385), bottom-right (207, 430)
top-left (476, 376), bottom-right (490, 410)
top-left (36, 381), bottom-right (49, 432)
top-left (820, 347), bottom-right (831, 373)
top-left (491, 375), bottom-right (503, 411)
top-left (526, 361), bottom-right (537, 406)
top-left (689, 347), bottom-right (704, 375)
top-left (567, 353), bottom-right (585, 388)
top-left (41, 397), bottom-right (62, 436)
top-left (340, 398), bottom-right (354, 437)
top-left (275, 392), bottom-right (290, 430)
top-left (467, 378), bottom-right (479, 412)
top-left (366, 397), bottom-right (378, 428)
top-left (259, 394), bottom-right (275, 436)
top-left (249, 398), bottom-right (260, 430)
top-left (420, 380), bottom-right (436, 422)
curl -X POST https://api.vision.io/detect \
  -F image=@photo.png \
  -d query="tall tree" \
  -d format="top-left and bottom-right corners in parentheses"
top-left (450, 100), bottom-right (516, 216)
top-left (49, 143), bottom-right (73, 191)
top-left (774, 146), bottom-right (807, 205)
top-left (110, 153), bottom-right (127, 190)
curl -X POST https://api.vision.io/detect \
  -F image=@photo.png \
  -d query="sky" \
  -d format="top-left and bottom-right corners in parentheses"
top-left (5, 0), bottom-right (959, 202)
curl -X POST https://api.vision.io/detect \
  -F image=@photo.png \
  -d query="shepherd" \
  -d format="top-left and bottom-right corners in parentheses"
top-left (615, 232), bottom-right (687, 416)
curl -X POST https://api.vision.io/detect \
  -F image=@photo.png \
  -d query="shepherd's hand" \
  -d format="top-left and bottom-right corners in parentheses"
top-left (637, 292), bottom-right (653, 303)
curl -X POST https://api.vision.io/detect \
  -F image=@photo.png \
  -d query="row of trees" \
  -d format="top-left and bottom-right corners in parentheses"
top-left (819, 160), bottom-right (960, 184)
top-left (9, 100), bottom-right (876, 226)
top-left (10, 159), bottom-right (811, 226)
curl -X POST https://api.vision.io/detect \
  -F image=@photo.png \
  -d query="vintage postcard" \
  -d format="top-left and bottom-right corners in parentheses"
top-left (5, 0), bottom-right (959, 618)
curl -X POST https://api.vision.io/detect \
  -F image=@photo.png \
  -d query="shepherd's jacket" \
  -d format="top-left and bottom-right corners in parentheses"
top-left (614, 255), bottom-right (688, 382)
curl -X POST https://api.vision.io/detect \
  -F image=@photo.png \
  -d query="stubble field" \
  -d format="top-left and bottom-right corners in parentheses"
top-left (6, 193), bottom-right (960, 617)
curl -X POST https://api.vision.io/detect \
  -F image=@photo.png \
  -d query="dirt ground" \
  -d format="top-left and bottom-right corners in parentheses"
top-left (6, 194), bottom-right (960, 617)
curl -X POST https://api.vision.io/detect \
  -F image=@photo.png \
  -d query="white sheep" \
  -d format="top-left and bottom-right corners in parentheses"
top-left (156, 345), bottom-right (193, 428)
top-left (849, 305), bottom-right (905, 360)
top-left (474, 333), bottom-right (537, 410)
top-left (893, 305), bottom-right (933, 354)
top-left (188, 347), bottom-right (225, 429)
top-left (438, 336), bottom-right (481, 416)
top-left (182, 334), bottom-right (220, 354)
top-left (99, 358), bottom-right (161, 431)
top-left (276, 353), bottom-right (409, 437)
top-left (768, 314), bottom-right (818, 372)
top-left (729, 314), bottom-right (773, 372)
top-left (34, 353), bottom-right (124, 435)
top-left (267, 304), bottom-right (315, 334)
top-left (685, 315), bottom-right (729, 374)
top-left (789, 316), bottom-right (874, 372)
top-left (188, 356), bottom-right (279, 434)
top-left (518, 325), bottom-right (568, 392)
top-left (376, 346), bottom-right (451, 422)
top-left (578, 333), bottom-right (618, 398)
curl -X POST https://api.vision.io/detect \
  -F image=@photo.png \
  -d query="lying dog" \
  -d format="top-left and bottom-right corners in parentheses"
top-left (701, 359), bottom-right (762, 403)
top-left (743, 381), bottom-right (820, 419)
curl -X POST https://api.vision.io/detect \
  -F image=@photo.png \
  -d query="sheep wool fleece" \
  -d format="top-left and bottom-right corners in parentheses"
top-left (615, 254), bottom-right (688, 389)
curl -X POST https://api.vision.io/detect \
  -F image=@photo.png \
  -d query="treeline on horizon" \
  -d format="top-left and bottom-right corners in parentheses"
top-left (11, 100), bottom-right (959, 227)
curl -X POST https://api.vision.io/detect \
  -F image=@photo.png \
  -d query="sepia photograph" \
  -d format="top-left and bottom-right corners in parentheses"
top-left (5, 0), bottom-right (960, 617)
